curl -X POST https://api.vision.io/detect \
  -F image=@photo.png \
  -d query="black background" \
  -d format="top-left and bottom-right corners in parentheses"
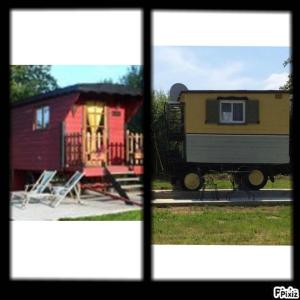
top-left (2, 2), bottom-right (298, 297)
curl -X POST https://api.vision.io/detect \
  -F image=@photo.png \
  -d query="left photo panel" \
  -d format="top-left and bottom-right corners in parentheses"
top-left (10, 10), bottom-right (143, 280)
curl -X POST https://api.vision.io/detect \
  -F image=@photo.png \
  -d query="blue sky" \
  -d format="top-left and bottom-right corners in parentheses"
top-left (153, 46), bottom-right (290, 92)
top-left (50, 65), bottom-right (137, 87)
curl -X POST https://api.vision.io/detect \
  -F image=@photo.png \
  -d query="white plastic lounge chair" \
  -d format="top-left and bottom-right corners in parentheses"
top-left (11, 170), bottom-right (57, 205)
top-left (49, 171), bottom-right (85, 208)
top-left (25, 170), bottom-right (57, 193)
top-left (23, 171), bottom-right (84, 208)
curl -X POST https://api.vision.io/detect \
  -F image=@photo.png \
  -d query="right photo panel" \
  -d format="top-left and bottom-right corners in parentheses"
top-left (151, 11), bottom-right (292, 280)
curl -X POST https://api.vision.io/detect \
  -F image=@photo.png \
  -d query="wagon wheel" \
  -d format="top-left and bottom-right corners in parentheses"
top-left (181, 171), bottom-right (205, 191)
top-left (241, 168), bottom-right (268, 190)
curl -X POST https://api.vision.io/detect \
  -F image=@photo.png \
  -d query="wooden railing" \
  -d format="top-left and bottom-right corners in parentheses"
top-left (86, 131), bottom-right (105, 153)
top-left (107, 142), bottom-right (125, 165)
top-left (85, 131), bottom-right (106, 165)
top-left (65, 131), bottom-right (143, 168)
top-left (126, 130), bottom-right (143, 165)
top-left (65, 133), bottom-right (83, 168)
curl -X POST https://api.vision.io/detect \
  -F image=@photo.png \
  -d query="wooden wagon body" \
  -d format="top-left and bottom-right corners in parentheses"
top-left (10, 84), bottom-right (143, 190)
top-left (166, 89), bottom-right (291, 190)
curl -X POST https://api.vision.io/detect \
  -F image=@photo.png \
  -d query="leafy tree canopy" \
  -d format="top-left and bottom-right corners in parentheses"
top-left (151, 90), bottom-right (169, 174)
top-left (120, 66), bottom-right (143, 132)
top-left (119, 65), bottom-right (143, 89)
top-left (10, 65), bottom-right (58, 103)
top-left (98, 78), bottom-right (115, 84)
top-left (280, 58), bottom-right (292, 92)
top-left (152, 90), bottom-right (168, 130)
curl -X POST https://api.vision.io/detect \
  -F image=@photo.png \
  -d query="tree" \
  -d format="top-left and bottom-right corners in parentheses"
top-left (280, 58), bottom-right (292, 92)
top-left (10, 65), bottom-right (58, 103)
top-left (98, 78), bottom-right (115, 84)
top-left (120, 65), bottom-right (143, 89)
top-left (152, 90), bottom-right (169, 175)
top-left (120, 66), bottom-right (143, 132)
top-left (152, 90), bottom-right (168, 133)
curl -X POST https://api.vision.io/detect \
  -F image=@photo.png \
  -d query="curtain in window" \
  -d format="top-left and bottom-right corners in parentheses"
top-left (221, 103), bottom-right (232, 122)
top-left (86, 101), bottom-right (104, 153)
top-left (43, 106), bottom-right (50, 127)
top-left (36, 108), bottom-right (43, 129)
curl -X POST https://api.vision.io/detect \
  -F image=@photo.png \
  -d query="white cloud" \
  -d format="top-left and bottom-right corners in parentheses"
top-left (263, 72), bottom-right (289, 89)
top-left (208, 62), bottom-right (256, 90)
top-left (153, 47), bottom-right (290, 92)
top-left (153, 47), bottom-right (258, 91)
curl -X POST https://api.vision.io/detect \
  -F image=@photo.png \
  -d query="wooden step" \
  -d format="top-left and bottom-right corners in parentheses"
top-left (109, 171), bottom-right (135, 175)
top-left (120, 184), bottom-right (143, 190)
top-left (115, 177), bottom-right (140, 182)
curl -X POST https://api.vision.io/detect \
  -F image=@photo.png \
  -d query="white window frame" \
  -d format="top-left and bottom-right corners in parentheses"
top-left (219, 100), bottom-right (245, 124)
top-left (35, 106), bottom-right (50, 130)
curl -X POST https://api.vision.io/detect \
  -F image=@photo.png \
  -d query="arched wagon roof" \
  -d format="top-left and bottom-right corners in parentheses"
top-left (11, 83), bottom-right (142, 107)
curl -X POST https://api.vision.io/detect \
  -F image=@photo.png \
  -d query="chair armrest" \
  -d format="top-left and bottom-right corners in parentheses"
top-left (24, 184), bottom-right (35, 192)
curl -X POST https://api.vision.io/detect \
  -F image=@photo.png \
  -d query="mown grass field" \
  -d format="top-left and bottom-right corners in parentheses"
top-left (152, 205), bottom-right (292, 245)
top-left (152, 175), bottom-right (292, 190)
top-left (60, 209), bottom-right (142, 221)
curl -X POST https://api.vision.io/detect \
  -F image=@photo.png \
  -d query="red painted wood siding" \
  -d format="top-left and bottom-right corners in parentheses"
top-left (64, 102), bottom-right (84, 133)
top-left (11, 93), bottom-right (80, 172)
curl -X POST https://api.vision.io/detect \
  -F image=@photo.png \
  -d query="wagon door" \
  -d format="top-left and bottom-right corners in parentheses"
top-left (107, 106), bottom-right (126, 165)
top-left (85, 101), bottom-right (106, 165)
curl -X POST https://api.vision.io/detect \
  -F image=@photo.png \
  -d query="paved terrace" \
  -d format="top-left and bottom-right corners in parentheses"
top-left (11, 191), bottom-right (142, 221)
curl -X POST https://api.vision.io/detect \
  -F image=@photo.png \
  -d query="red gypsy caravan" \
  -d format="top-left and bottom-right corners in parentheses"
top-left (10, 84), bottom-right (143, 191)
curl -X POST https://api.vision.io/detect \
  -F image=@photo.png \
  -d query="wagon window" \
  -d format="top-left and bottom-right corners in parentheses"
top-left (220, 101), bottom-right (245, 123)
top-left (43, 106), bottom-right (50, 127)
top-left (35, 106), bottom-right (50, 129)
top-left (36, 108), bottom-right (43, 129)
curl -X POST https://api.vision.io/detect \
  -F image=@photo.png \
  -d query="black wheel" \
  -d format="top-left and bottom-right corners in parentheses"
top-left (242, 168), bottom-right (268, 190)
top-left (181, 171), bottom-right (204, 191)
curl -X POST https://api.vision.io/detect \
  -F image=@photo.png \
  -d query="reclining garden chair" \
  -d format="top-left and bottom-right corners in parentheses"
top-left (49, 171), bottom-right (85, 208)
top-left (10, 170), bottom-right (57, 205)
top-left (22, 171), bottom-right (85, 208)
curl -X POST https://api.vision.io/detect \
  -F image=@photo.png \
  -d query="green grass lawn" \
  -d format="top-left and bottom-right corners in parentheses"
top-left (152, 205), bottom-right (292, 245)
top-left (152, 175), bottom-right (292, 190)
top-left (152, 177), bottom-right (173, 190)
top-left (60, 209), bottom-right (142, 221)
